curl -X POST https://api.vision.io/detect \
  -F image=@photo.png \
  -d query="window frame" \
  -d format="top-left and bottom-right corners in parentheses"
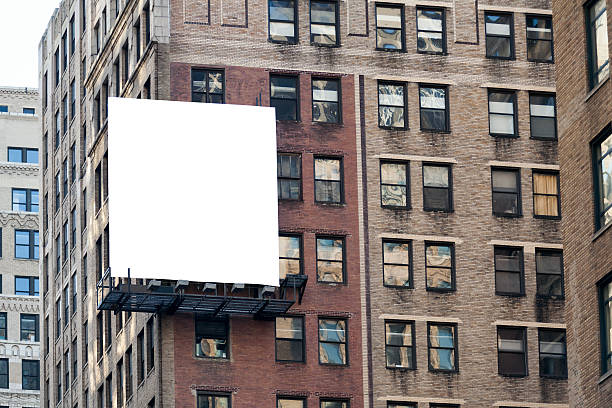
top-left (311, 77), bottom-right (342, 124)
top-left (318, 317), bottom-right (348, 366)
top-left (15, 276), bottom-right (39, 296)
top-left (415, 7), bottom-right (446, 55)
top-left (494, 245), bottom-right (525, 297)
top-left (7, 147), bottom-right (38, 164)
top-left (190, 68), bottom-right (225, 104)
top-left (377, 81), bottom-right (408, 130)
top-left (268, 0), bottom-right (298, 44)
top-left (314, 156), bottom-right (344, 204)
top-left (532, 170), bottom-right (561, 219)
top-left (424, 241), bottom-right (456, 292)
top-left (20, 313), bottom-right (39, 342)
top-left (535, 248), bottom-right (564, 299)
top-left (279, 233), bottom-right (303, 279)
top-left (274, 315), bottom-right (305, 363)
top-left (270, 75), bottom-right (300, 122)
top-left (316, 235), bottom-right (346, 284)
top-left (591, 124), bottom-right (612, 231)
top-left (380, 160), bottom-right (410, 209)
top-left (320, 399), bottom-right (349, 408)
top-left (538, 328), bottom-right (568, 379)
top-left (487, 89), bottom-right (518, 138)
top-left (384, 320), bottom-right (416, 370)
top-left (426, 322), bottom-right (458, 373)
top-left (11, 188), bottom-right (39, 213)
top-left (485, 11), bottom-right (515, 60)
top-left (497, 326), bottom-right (528, 377)
top-left (277, 153), bottom-right (302, 201)
top-left (585, 0), bottom-right (610, 90)
top-left (309, 0), bottom-right (340, 47)
top-left (598, 271), bottom-right (612, 375)
top-left (529, 92), bottom-right (557, 140)
top-left (382, 239), bottom-right (413, 289)
top-left (14, 230), bottom-right (39, 260)
top-left (375, 3), bottom-right (406, 52)
top-left (422, 162), bottom-right (453, 212)
top-left (22, 359), bottom-right (40, 390)
top-left (194, 316), bottom-right (229, 359)
top-left (0, 358), bottom-right (7, 389)
top-left (418, 83), bottom-right (450, 132)
top-left (491, 167), bottom-right (522, 217)
top-left (277, 396), bottom-right (306, 408)
top-left (525, 14), bottom-right (554, 63)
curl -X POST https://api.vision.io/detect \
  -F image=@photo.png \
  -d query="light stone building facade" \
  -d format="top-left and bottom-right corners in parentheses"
top-left (0, 87), bottom-right (41, 408)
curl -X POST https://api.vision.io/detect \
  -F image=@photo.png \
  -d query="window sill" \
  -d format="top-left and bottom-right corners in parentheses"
top-left (382, 205), bottom-right (412, 211)
top-left (490, 133), bottom-right (519, 139)
top-left (586, 75), bottom-right (610, 102)
top-left (375, 47), bottom-right (406, 53)
top-left (592, 221), bottom-right (612, 242)
top-left (534, 215), bottom-right (561, 220)
top-left (598, 369), bottom-right (612, 384)
top-left (383, 284), bottom-right (414, 289)
top-left (268, 38), bottom-right (298, 46)
top-left (315, 201), bottom-right (346, 207)
top-left (493, 213), bottom-right (522, 219)
top-left (417, 50), bottom-right (447, 56)
top-left (420, 128), bottom-right (451, 134)
top-left (426, 288), bottom-right (456, 293)
top-left (311, 42), bottom-right (341, 49)
top-left (386, 366), bottom-right (416, 371)
top-left (485, 55), bottom-right (516, 61)
top-left (312, 121), bottom-right (343, 127)
top-left (530, 135), bottom-right (558, 142)
top-left (496, 292), bottom-right (525, 297)
top-left (424, 208), bottom-right (453, 213)
top-left (379, 126), bottom-right (409, 131)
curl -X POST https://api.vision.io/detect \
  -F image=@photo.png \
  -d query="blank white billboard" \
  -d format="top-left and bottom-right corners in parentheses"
top-left (107, 97), bottom-right (279, 286)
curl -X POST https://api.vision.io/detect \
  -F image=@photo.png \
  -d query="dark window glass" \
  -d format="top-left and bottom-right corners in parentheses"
top-left (529, 93), bottom-right (556, 139)
top-left (526, 15), bottom-right (553, 62)
top-left (417, 8), bottom-right (445, 54)
top-left (376, 4), bottom-right (404, 50)
top-left (316, 236), bottom-right (344, 283)
top-left (147, 318), bottom-right (154, 371)
top-left (20, 314), bottom-right (39, 341)
top-left (197, 394), bottom-right (230, 408)
top-left (269, 0), bottom-right (296, 43)
top-left (380, 161), bottom-right (409, 208)
top-left (0, 359), bottom-right (7, 388)
top-left (320, 401), bottom-right (348, 408)
top-left (423, 164), bottom-right (451, 211)
top-left (15, 230), bottom-right (39, 259)
top-left (23, 108), bottom-right (35, 115)
top-left (593, 129), bottom-right (612, 229)
top-left (428, 323), bottom-right (457, 371)
top-left (15, 276), bottom-right (39, 296)
top-left (599, 275), bottom-right (612, 374)
top-left (0, 105), bottom-right (7, 113)
top-left (0, 313), bottom-right (6, 340)
top-left (279, 234), bottom-right (301, 279)
top-left (586, 0), bottom-right (609, 89)
top-left (382, 240), bottom-right (411, 287)
top-left (388, 404), bottom-right (416, 408)
top-left (22, 360), bottom-right (40, 390)
top-left (12, 188), bottom-right (38, 212)
top-left (533, 172), bottom-right (560, 218)
top-left (312, 78), bottom-right (340, 123)
top-left (488, 90), bottom-right (517, 136)
top-left (275, 316), bottom-right (304, 362)
top-left (378, 82), bottom-right (406, 129)
top-left (277, 154), bottom-right (301, 200)
top-left (314, 157), bottom-right (342, 203)
top-left (492, 168), bottom-right (521, 216)
top-left (419, 85), bottom-right (448, 131)
top-left (497, 327), bottom-right (527, 376)
top-left (485, 12), bottom-right (514, 59)
top-left (385, 321), bottom-right (415, 369)
top-left (318, 318), bottom-right (347, 365)
top-left (425, 243), bottom-right (454, 291)
top-left (310, 0), bottom-right (339, 46)
top-left (195, 318), bottom-right (228, 359)
top-left (137, 330), bottom-right (144, 383)
top-left (191, 69), bottom-right (224, 103)
top-left (539, 329), bottom-right (567, 378)
top-left (495, 246), bottom-right (524, 295)
top-left (271, 76), bottom-right (298, 121)
top-left (125, 347), bottom-right (133, 399)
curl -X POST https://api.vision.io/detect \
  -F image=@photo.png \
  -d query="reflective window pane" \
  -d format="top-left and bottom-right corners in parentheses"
top-left (376, 5), bottom-right (403, 50)
top-left (417, 8), bottom-right (444, 53)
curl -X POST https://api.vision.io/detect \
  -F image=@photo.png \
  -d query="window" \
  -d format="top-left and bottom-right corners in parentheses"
top-left (137, 330), bottom-right (144, 383)
top-left (96, 313), bottom-right (103, 360)
top-left (275, 316), bottom-right (304, 362)
top-left (8, 147), bottom-right (38, 164)
top-left (494, 246), bottom-right (524, 296)
top-left (72, 338), bottom-right (77, 382)
top-left (599, 274), bottom-right (612, 374)
top-left (270, 75), bottom-right (299, 121)
top-left (497, 326), bottom-right (527, 376)
top-left (526, 15), bottom-right (553, 62)
top-left (125, 347), bottom-right (133, 399)
top-left (195, 317), bottom-right (228, 358)
top-left (63, 221), bottom-right (69, 262)
top-left (316, 236), bottom-right (344, 283)
top-left (419, 85), bottom-right (448, 132)
top-left (20, 314), bottom-right (38, 341)
top-left (191, 69), bottom-right (224, 103)
top-left (592, 127), bottom-right (612, 230)
top-left (533, 171), bottom-right (560, 218)
top-left (491, 168), bottom-right (521, 216)
top-left (318, 318), bottom-right (347, 365)
top-left (62, 31), bottom-right (67, 70)
top-left (586, 0), bottom-right (609, 89)
top-left (0, 105), bottom-right (6, 112)
top-left (64, 351), bottom-right (70, 392)
top-left (268, 0), bottom-right (297, 43)
top-left (105, 375), bottom-right (112, 408)
top-left (15, 230), bottom-right (39, 259)
top-left (0, 359), bottom-right (7, 388)
top-left (539, 329), bottom-right (567, 378)
top-left (71, 207), bottom-right (77, 248)
top-left (529, 93), bottom-right (556, 139)
top-left (95, 164), bottom-right (102, 212)
top-left (64, 286), bottom-right (70, 327)
top-left (427, 323), bottom-right (457, 372)
top-left (15, 276), bottom-right (38, 296)
top-left (56, 235), bottom-right (61, 274)
top-left (72, 273), bottom-right (78, 314)
top-left (423, 164), bottom-right (452, 212)
top-left (277, 397), bottom-right (305, 408)
top-left (147, 318), bottom-right (154, 371)
top-left (376, 4), bottom-right (404, 50)
top-left (383, 240), bottom-right (411, 287)
top-left (320, 400), bottom-right (348, 408)
top-left (0, 313), bottom-right (6, 340)
top-left (44, 316), bottom-right (48, 352)
top-left (314, 157), bottom-right (343, 203)
top-left (385, 321), bottom-right (415, 369)
top-left (488, 90), bottom-right (517, 137)
top-left (56, 299), bottom-right (62, 339)
top-left (279, 234), bottom-right (302, 279)
top-left (12, 188), bottom-right (38, 212)
top-left (62, 94), bottom-right (68, 134)
top-left (22, 360), bottom-right (39, 390)
top-left (417, 8), bottom-right (445, 54)
top-left (55, 48), bottom-right (60, 86)
top-left (70, 80), bottom-right (76, 119)
top-left (425, 242), bottom-right (455, 291)
top-left (378, 82), bottom-right (407, 129)
top-left (277, 153), bottom-right (301, 200)
top-left (380, 161), bottom-right (409, 208)
top-left (23, 107), bottom-right (35, 115)
top-left (134, 19), bottom-right (141, 61)
top-left (197, 395), bottom-right (230, 408)
top-left (63, 158), bottom-right (68, 197)
top-left (117, 359), bottom-right (123, 407)
top-left (485, 12), bottom-right (514, 59)
top-left (122, 42), bottom-right (129, 85)
top-left (70, 15), bottom-right (75, 55)
top-left (312, 78), bottom-right (340, 123)
top-left (56, 362), bottom-right (62, 402)
top-left (310, 0), bottom-right (339, 46)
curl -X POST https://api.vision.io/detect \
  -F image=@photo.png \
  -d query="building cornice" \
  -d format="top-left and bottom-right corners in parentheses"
top-left (0, 211), bottom-right (39, 230)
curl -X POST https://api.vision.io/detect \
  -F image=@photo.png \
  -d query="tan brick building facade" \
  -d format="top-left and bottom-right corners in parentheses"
top-left (39, 1), bottom-right (568, 408)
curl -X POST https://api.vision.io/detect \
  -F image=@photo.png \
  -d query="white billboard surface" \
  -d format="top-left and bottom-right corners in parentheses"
top-left (107, 97), bottom-right (279, 286)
